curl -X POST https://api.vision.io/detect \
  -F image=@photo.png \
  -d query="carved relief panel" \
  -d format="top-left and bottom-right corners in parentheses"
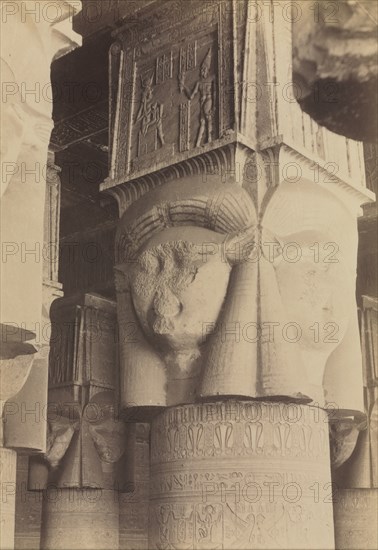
top-left (107, 1), bottom-right (234, 186)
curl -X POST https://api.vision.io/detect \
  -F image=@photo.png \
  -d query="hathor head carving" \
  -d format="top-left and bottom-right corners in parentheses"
top-left (115, 176), bottom-right (257, 409)
top-left (115, 175), bottom-right (363, 418)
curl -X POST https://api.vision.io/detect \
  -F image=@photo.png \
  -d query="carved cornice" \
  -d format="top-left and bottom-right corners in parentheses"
top-left (105, 142), bottom-right (243, 216)
top-left (277, 143), bottom-right (375, 212)
top-left (104, 137), bottom-right (375, 219)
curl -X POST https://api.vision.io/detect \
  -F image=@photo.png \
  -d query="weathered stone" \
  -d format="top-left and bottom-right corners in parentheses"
top-left (115, 174), bottom-right (366, 421)
top-left (3, 0), bottom-right (376, 548)
top-left (333, 295), bottom-right (378, 490)
top-left (119, 424), bottom-right (150, 550)
top-left (293, 1), bottom-right (378, 142)
top-left (28, 294), bottom-right (128, 491)
top-left (40, 488), bottom-right (119, 550)
top-left (14, 455), bottom-right (43, 550)
top-left (0, 448), bottom-right (17, 550)
top-left (333, 488), bottom-right (378, 550)
top-left (1, 1), bottom-right (81, 357)
top-left (105, 3), bottom-right (374, 547)
top-left (149, 401), bottom-right (334, 550)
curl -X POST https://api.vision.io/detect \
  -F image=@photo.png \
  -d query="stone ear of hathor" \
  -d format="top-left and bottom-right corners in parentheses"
top-left (114, 174), bottom-right (363, 419)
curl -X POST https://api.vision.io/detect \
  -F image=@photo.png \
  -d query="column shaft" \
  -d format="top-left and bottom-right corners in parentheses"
top-left (149, 401), bottom-right (334, 550)
top-left (40, 489), bottom-right (119, 550)
top-left (0, 448), bottom-right (17, 549)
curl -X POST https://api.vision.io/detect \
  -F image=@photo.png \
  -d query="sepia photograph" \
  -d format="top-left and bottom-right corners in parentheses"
top-left (0, 1), bottom-right (377, 549)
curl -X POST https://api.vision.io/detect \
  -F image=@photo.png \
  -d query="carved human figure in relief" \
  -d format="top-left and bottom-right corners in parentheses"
top-left (136, 72), bottom-right (165, 147)
top-left (196, 504), bottom-right (221, 544)
top-left (115, 175), bottom-right (363, 420)
top-left (179, 49), bottom-right (215, 147)
top-left (156, 505), bottom-right (193, 549)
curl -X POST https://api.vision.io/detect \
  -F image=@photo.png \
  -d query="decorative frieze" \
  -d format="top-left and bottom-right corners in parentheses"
top-left (150, 402), bottom-right (328, 463)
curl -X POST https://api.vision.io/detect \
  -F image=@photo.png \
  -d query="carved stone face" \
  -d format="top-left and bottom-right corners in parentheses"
top-left (130, 227), bottom-right (231, 353)
top-left (258, 182), bottom-right (358, 400)
top-left (271, 231), bottom-right (354, 348)
top-left (116, 177), bottom-right (362, 413)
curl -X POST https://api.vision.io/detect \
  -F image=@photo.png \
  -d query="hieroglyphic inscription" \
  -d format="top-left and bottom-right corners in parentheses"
top-left (151, 402), bottom-right (328, 463)
top-left (179, 41), bottom-right (197, 75)
top-left (179, 102), bottom-right (191, 152)
top-left (156, 51), bottom-right (173, 84)
top-left (149, 401), bottom-right (334, 549)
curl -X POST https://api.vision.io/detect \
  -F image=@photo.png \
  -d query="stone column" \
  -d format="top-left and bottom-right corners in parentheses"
top-left (119, 423), bottom-right (150, 550)
top-left (40, 489), bottom-right (119, 550)
top-left (332, 295), bottom-right (378, 550)
top-left (10, 154), bottom-right (63, 549)
top-left (149, 402), bottom-right (333, 550)
top-left (101, 2), bottom-right (374, 549)
top-left (1, 171), bottom-right (63, 549)
top-left (0, 4), bottom-right (81, 548)
top-left (1, 0), bottom-right (81, 355)
top-left (0, 448), bottom-right (17, 549)
top-left (4, 153), bottom-right (64, 453)
top-left (28, 294), bottom-right (126, 550)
